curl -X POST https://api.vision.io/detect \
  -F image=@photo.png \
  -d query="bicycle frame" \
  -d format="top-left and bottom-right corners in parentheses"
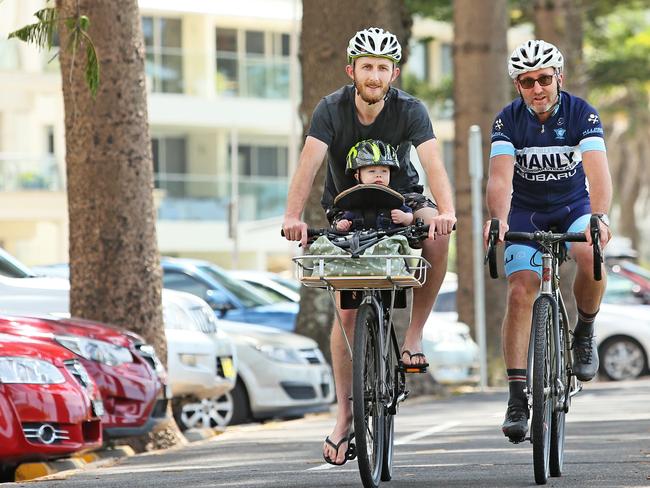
top-left (527, 243), bottom-right (578, 419)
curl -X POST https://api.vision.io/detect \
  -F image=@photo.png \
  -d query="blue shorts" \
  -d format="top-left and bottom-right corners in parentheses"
top-left (504, 199), bottom-right (591, 277)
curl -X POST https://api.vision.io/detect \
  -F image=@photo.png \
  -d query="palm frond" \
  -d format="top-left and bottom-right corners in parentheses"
top-left (7, 8), bottom-right (58, 50)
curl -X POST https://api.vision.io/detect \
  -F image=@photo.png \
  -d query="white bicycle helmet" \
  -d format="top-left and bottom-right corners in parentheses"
top-left (347, 27), bottom-right (402, 64)
top-left (508, 40), bottom-right (564, 79)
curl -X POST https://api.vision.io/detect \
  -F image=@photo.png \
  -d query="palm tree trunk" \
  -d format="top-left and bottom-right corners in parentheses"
top-left (57, 0), bottom-right (165, 359)
top-left (453, 0), bottom-right (509, 384)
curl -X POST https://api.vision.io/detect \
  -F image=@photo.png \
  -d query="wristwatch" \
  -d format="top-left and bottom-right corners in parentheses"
top-left (592, 213), bottom-right (610, 227)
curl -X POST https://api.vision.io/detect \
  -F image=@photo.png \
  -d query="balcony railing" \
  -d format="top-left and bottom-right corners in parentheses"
top-left (0, 156), bottom-right (63, 191)
top-left (155, 173), bottom-right (288, 222)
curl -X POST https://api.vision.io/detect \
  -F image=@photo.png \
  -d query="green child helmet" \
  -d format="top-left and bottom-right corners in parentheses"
top-left (345, 139), bottom-right (400, 175)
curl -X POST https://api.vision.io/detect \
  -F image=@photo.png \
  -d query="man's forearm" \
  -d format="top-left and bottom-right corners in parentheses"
top-left (486, 178), bottom-right (511, 222)
top-left (284, 172), bottom-right (313, 220)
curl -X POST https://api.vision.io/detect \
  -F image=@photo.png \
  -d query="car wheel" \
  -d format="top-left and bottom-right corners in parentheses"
top-left (599, 336), bottom-right (647, 381)
top-left (172, 393), bottom-right (234, 431)
top-left (229, 378), bottom-right (252, 425)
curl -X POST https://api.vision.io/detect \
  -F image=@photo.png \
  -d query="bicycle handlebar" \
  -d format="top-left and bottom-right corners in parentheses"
top-left (281, 220), bottom-right (448, 256)
top-left (486, 216), bottom-right (603, 281)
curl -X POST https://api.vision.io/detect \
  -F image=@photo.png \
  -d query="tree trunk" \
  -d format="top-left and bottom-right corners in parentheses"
top-left (533, 0), bottom-right (586, 97)
top-left (57, 1), bottom-right (165, 364)
top-left (453, 0), bottom-right (509, 384)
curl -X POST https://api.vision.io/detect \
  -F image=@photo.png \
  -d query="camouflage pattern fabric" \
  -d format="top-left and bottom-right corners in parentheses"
top-left (306, 235), bottom-right (414, 277)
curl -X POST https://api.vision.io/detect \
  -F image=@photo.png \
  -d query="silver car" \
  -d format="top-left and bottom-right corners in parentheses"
top-left (217, 318), bottom-right (334, 424)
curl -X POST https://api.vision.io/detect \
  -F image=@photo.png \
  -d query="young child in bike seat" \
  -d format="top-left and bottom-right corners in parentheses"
top-left (330, 139), bottom-right (413, 231)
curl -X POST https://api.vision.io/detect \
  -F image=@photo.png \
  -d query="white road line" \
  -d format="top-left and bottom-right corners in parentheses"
top-left (394, 421), bottom-right (461, 445)
top-left (307, 421), bottom-right (460, 471)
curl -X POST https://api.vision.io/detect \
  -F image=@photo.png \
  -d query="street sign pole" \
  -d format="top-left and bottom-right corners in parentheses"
top-left (469, 125), bottom-right (488, 390)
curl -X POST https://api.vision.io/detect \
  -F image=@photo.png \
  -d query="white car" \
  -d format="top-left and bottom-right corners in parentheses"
top-left (217, 318), bottom-right (334, 424)
top-left (596, 269), bottom-right (650, 381)
top-left (231, 270), bottom-right (301, 303)
top-left (422, 274), bottom-right (481, 385)
top-left (163, 290), bottom-right (237, 430)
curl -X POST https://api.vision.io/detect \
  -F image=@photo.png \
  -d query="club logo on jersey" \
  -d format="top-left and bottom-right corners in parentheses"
top-left (553, 128), bottom-right (566, 140)
top-left (494, 118), bottom-right (503, 130)
top-left (587, 113), bottom-right (599, 124)
top-left (514, 147), bottom-right (580, 182)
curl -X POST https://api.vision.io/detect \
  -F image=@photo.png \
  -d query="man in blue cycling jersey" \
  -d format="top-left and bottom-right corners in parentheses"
top-left (483, 40), bottom-right (612, 442)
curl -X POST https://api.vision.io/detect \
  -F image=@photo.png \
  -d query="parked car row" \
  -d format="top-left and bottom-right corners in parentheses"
top-left (7, 252), bottom-right (336, 431)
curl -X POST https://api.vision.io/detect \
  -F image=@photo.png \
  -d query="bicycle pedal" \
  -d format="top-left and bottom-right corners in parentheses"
top-left (398, 364), bottom-right (428, 374)
top-left (508, 435), bottom-right (528, 445)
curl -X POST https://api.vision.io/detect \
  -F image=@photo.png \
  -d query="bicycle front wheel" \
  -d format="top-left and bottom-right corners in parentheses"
top-left (531, 296), bottom-right (553, 485)
top-left (550, 302), bottom-right (569, 477)
top-left (353, 303), bottom-right (385, 488)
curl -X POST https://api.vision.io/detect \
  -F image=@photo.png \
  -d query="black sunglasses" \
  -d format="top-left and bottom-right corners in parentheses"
top-left (518, 74), bottom-right (555, 89)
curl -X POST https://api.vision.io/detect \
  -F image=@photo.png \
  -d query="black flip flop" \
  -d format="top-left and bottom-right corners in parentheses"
top-left (400, 349), bottom-right (429, 373)
top-left (323, 432), bottom-right (356, 465)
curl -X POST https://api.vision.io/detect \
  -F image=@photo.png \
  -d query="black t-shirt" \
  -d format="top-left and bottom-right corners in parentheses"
top-left (307, 85), bottom-right (435, 209)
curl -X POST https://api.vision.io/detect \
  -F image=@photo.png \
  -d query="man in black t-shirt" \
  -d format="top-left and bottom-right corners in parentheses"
top-left (282, 27), bottom-right (456, 466)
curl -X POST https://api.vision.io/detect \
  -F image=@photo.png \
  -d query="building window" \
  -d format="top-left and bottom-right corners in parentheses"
top-left (234, 144), bottom-right (288, 177)
top-left (143, 17), bottom-right (183, 93)
top-left (46, 126), bottom-right (55, 154)
top-left (440, 42), bottom-right (453, 78)
top-left (406, 39), bottom-right (429, 81)
top-left (152, 136), bottom-right (187, 197)
top-left (216, 28), bottom-right (291, 99)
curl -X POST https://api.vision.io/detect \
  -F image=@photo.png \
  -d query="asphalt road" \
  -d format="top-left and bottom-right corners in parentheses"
top-left (11, 378), bottom-right (650, 488)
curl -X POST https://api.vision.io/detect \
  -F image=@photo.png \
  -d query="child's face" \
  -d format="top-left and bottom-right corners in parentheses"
top-left (358, 165), bottom-right (390, 186)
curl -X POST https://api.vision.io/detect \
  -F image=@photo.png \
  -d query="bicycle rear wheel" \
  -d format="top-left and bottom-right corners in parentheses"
top-left (531, 296), bottom-right (553, 485)
top-left (353, 303), bottom-right (385, 488)
top-left (550, 303), bottom-right (569, 477)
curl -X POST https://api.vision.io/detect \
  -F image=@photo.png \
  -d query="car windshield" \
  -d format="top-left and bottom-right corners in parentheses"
top-left (603, 272), bottom-right (645, 305)
top-left (243, 281), bottom-right (292, 304)
top-left (0, 248), bottom-right (35, 278)
top-left (197, 265), bottom-right (274, 307)
top-left (271, 275), bottom-right (301, 293)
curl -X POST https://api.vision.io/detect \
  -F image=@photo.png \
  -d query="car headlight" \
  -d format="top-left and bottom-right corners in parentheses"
top-left (137, 344), bottom-right (166, 376)
top-left (162, 302), bottom-right (193, 330)
top-left (55, 335), bottom-right (133, 366)
top-left (255, 344), bottom-right (304, 364)
top-left (0, 357), bottom-right (65, 384)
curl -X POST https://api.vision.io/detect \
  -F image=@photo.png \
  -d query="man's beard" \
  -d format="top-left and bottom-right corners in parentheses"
top-left (354, 79), bottom-right (389, 105)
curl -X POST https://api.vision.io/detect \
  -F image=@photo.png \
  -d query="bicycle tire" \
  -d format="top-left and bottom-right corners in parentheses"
top-left (380, 336), bottom-right (399, 482)
top-left (353, 303), bottom-right (385, 488)
top-left (531, 296), bottom-right (553, 485)
top-left (550, 303), bottom-right (569, 477)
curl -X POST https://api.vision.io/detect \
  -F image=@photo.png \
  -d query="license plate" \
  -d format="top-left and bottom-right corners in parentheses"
top-left (92, 399), bottom-right (105, 417)
top-left (221, 357), bottom-right (235, 380)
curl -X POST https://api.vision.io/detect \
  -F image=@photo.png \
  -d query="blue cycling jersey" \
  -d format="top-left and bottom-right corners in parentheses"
top-left (490, 91), bottom-right (606, 211)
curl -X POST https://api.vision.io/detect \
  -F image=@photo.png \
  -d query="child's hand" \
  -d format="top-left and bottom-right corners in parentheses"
top-left (336, 219), bottom-right (352, 231)
top-left (391, 210), bottom-right (414, 225)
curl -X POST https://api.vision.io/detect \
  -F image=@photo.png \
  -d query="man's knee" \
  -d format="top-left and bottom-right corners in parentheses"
top-left (421, 234), bottom-right (450, 262)
top-left (507, 272), bottom-right (539, 309)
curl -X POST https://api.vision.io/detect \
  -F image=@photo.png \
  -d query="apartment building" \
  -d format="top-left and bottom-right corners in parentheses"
top-left (0, 0), bottom-right (461, 270)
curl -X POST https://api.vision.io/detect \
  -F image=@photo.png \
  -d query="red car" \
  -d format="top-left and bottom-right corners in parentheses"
top-left (610, 261), bottom-right (650, 297)
top-left (0, 314), bottom-right (168, 440)
top-left (0, 333), bottom-right (102, 479)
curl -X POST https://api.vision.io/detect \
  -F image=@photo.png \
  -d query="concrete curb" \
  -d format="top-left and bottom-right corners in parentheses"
top-left (182, 426), bottom-right (225, 442)
top-left (13, 428), bottom-right (225, 481)
top-left (13, 445), bottom-right (135, 482)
